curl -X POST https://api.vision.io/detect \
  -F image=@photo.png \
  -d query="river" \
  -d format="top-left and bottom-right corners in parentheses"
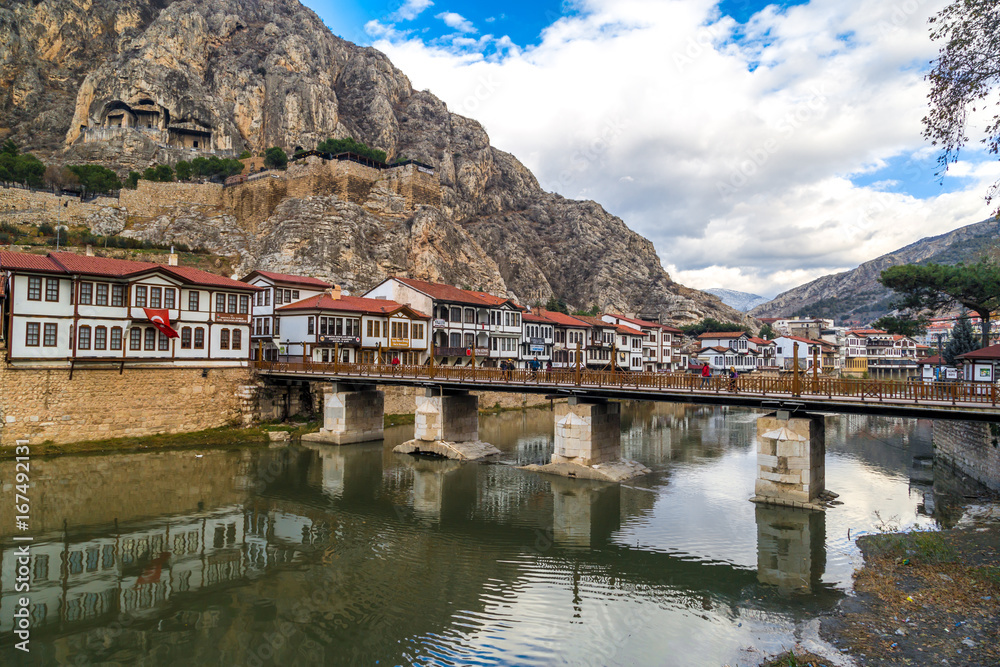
top-left (0, 403), bottom-right (985, 666)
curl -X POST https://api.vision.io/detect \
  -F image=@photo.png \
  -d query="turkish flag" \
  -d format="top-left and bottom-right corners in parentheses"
top-left (143, 308), bottom-right (179, 338)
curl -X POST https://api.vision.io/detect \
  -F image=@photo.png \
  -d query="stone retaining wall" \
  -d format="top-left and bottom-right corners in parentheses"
top-left (932, 420), bottom-right (1000, 491)
top-left (0, 363), bottom-right (252, 447)
top-left (0, 187), bottom-right (119, 226)
top-left (120, 179), bottom-right (223, 217)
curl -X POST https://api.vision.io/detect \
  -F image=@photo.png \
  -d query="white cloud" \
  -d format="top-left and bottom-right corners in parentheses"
top-left (392, 0), bottom-right (434, 21)
top-left (367, 0), bottom-right (997, 299)
top-left (435, 11), bottom-right (476, 33)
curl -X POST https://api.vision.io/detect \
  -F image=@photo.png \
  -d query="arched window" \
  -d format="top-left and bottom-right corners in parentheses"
top-left (464, 333), bottom-right (474, 348)
top-left (449, 332), bottom-right (461, 347)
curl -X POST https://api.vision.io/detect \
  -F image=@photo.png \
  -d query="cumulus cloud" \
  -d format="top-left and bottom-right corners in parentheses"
top-left (366, 0), bottom-right (996, 298)
top-left (392, 0), bottom-right (434, 21)
top-left (436, 11), bottom-right (476, 33)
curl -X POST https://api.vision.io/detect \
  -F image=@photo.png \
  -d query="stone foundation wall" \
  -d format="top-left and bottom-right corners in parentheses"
top-left (120, 179), bottom-right (223, 218)
top-left (381, 384), bottom-right (551, 415)
top-left (0, 187), bottom-right (120, 226)
top-left (553, 400), bottom-right (621, 465)
top-left (933, 420), bottom-right (1000, 491)
top-left (0, 363), bottom-right (252, 447)
top-left (251, 382), bottom-right (315, 423)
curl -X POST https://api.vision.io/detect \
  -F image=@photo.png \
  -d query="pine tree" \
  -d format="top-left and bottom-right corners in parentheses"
top-left (943, 314), bottom-right (981, 364)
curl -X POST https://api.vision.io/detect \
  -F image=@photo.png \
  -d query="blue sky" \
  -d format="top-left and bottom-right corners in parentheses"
top-left (301, 0), bottom-right (997, 298)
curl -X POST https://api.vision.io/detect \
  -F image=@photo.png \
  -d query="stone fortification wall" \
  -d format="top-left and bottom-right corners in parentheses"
top-left (381, 164), bottom-right (442, 209)
top-left (223, 174), bottom-right (288, 230)
top-left (0, 187), bottom-right (120, 226)
top-left (932, 420), bottom-right (1000, 491)
top-left (0, 364), bottom-right (252, 447)
top-left (120, 179), bottom-right (223, 218)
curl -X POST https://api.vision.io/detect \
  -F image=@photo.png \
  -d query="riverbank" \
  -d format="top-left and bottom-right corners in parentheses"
top-left (817, 520), bottom-right (1000, 666)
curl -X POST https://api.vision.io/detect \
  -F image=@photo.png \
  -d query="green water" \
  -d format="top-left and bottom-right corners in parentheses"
top-left (0, 404), bottom-right (976, 665)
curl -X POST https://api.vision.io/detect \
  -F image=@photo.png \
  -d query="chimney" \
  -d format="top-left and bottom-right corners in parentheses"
top-left (85, 245), bottom-right (94, 257)
top-left (329, 285), bottom-right (342, 300)
top-left (168, 245), bottom-right (178, 266)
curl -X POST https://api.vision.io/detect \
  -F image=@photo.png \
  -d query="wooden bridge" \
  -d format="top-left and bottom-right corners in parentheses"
top-left (254, 360), bottom-right (1000, 422)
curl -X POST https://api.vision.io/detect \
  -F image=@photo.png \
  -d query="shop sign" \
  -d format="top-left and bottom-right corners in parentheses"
top-left (319, 335), bottom-right (361, 346)
top-left (433, 319), bottom-right (448, 328)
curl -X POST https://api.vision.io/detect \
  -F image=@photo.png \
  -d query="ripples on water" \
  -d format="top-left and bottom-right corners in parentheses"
top-left (0, 405), bottom-right (987, 666)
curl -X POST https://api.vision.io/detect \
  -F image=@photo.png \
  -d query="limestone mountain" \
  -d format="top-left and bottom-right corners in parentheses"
top-left (704, 288), bottom-right (769, 313)
top-left (749, 218), bottom-right (1000, 323)
top-left (0, 0), bottom-right (753, 327)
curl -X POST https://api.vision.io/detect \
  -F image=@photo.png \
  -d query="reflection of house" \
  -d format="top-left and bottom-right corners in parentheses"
top-left (276, 293), bottom-right (430, 365)
top-left (0, 250), bottom-right (257, 365)
top-left (243, 270), bottom-right (332, 360)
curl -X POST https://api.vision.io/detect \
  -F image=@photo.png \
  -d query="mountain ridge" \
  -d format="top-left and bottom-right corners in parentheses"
top-left (0, 0), bottom-right (755, 328)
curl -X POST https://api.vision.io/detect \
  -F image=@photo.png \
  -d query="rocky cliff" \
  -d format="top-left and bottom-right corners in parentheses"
top-left (0, 0), bottom-right (752, 327)
top-left (750, 218), bottom-right (1000, 322)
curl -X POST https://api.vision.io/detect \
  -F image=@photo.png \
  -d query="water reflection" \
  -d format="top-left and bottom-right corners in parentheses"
top-left (0, 404), bottom-right (991, 666)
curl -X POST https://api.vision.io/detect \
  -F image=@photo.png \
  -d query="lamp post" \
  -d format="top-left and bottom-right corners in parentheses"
top-left (936, 333), bottom-right (943, 382)
top-left (54, 225), bottom-right (67, 251)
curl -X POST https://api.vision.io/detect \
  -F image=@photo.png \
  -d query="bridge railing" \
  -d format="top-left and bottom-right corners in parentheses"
top-left (251, 361), bottom-right (998, 406)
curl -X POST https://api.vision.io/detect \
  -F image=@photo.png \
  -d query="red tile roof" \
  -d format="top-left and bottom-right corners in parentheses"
top-left (847, 329), bottom-right (888, 336)
top-left (532, 308), bottom-right (593, 328)
top-left (393, 277), bottom-right (495, 306)
top-left (781, 334), bottom-right (835, 348)
top-left (0, 250), bottom-right (258, 290)
top-left (748, 337), bottom-right (774, 345)
top-left (241, 270), bottom-right (333, 288)
top-left (698, 331), bottom-right (748, 339)
top-left (956, 345), bottom-right (1000, 361)
top-left (917, 355), bottom-right (948, 365)
top-left (611, 314), bottom-right (683, 334)
top-left (277, 294), bottom-right (429, 318)
top-left (571, 315), bottom-right (617, 329)
top-left (523, 311), bottom-right (556, 324)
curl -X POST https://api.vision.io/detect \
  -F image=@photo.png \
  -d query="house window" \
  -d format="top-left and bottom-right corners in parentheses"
top-left (413, 323), bottom-right (424, 340)
top-left (239, 295), bottom-right (249, 314)
top-left (130, 328), bottom-right (142, 350)
top-left (79, 282), bottom-right (92, 305)
top-left (292, 290), bottom-right (299, 300)
top-left (367, 320), bottom-right (373, 337)
top-left (232, 329), bottom-right (242, 350)
top-left (27, 277), bottom-right (42, 301)
top-left (189, 291), bottom-right (200, 311)
top-left (96, 283), bottom-right (108, 306)
top-left (216, 293), bottom-right (226, 312)
top-left (373, 321), bottom-right (380, 337)
top-left (95, 326), bottom-right (107, 350)
top-left (275, 289), bottom-right (283, 305)
top-left (135, 286), bottom-right (147, 308)
top-left (78, 326), bottom-right (91, 350)
top-left (111, 284), bottom-right (124, 307)
top-left (228, 294), bottom-right (237, 313)
top-left (194, 328), bottom-right (205, 349)
top-left (264, 290), bottom-right (270, 306)
top-left (158, 331), bottom-right (169, 351)
top-left (46, 278), bottom-right (60, 302)
top-left (464, 333), bottom-right (474, 348)
top-left (220, 329), bottom-right (230, 350)
top-left (150, 287), bottom-right (162, 308)
top-left (464, 308), bottom-right (475, 324)
top-left (144, 327), bottom-right (156, 350)
top-left (450, 307), bottom-right (461, 322)
top-left (181, 327), bottom-right (192, 349)
top-left (25, 322), bottom-right (40, 346)
top-left (43, 323), bottom-right (57, 347)
top-left (110, 327), bottom-right (122, 350)
top-left (449, 332), bottom-right (461, 347)
top-left (164, 288), bottom-right (176, 309)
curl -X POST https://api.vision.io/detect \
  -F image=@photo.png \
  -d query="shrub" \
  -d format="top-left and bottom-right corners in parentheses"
top-left (316, 137), bottom-right (387, 163)
top-left (38, 222), bottom-right (55, 236)
top-left (264, 146), bottom-right (287, 170)
top-left (0, 221), bottom-right (20, 236)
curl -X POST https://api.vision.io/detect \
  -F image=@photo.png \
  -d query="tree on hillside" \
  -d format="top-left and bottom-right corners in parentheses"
top-left (944, 313), bottom-right (981, 364)
top-left (871, 314), bottom-right (929, 339)
top-left (879, 260), bottom-right (1000, 348)
top-left (317, 137), bottom-right (387, 163)
top-left (1, 139), bottom-right (17, 156)
top-left (572, 305), bottom-right (600, 317)
top-left (68, 165), bottom-right (121, 196)
top-left (264, 146), bottom-right (287, 170)
top-left (758, 323), bottom-right (776, 339)
top-left (175, 160), bottom-right (192, 181)
top-left (680, 317), bottom-right (749, 338)
top-left (924, 1), bottom-right (1000, 212)
top-left (125, 171), bottom-right (141, 189)
top-left (544, 296), bottom-right (568, 314)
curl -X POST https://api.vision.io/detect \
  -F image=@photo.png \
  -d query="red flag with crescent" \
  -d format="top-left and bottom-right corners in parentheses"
top-left (143, 308), bottom-right (179, 338)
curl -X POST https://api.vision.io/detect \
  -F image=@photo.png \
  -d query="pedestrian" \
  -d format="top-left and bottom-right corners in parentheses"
top-left (391, 356), bottom-right (400, 366)
top-left (728, 366), bottom-right (738, 393)
top-left (530, 356), bottom-right (540, 379)
top-left (701, 363), bottom-right (711, 388)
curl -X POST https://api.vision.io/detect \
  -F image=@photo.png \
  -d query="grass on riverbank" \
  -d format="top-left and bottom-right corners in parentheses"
top-left (759, 650), bottom-right (829, 667)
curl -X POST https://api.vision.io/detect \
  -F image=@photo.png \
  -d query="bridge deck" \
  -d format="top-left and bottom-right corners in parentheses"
top-left (254, 361), bottom-right (1000, 422)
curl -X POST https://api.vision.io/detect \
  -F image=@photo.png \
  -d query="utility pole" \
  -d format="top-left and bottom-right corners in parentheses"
top-left (792, 342), bottom-right (800, 396)
top-left (575, 341), bottom-right (582, 386)
top-left (812, 345), bottom-right (819, 392)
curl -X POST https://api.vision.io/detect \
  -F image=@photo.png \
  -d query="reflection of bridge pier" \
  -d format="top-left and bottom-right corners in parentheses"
top-left (300, 441), bottom-right (384, 499)
top-left (755, 504), bottom-right (826, 594)
top-left (548, 477), bottom-right (621, 548)
top-left (398, 456), bottom-right (478, 522)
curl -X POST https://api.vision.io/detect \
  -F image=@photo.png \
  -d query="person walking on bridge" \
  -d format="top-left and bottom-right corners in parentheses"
top-left (728, 366), bottom-right (739, 393)
top-left (701, 363), bottom-right (711, 388)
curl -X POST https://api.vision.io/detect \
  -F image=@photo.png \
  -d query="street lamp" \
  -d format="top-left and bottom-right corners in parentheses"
top-left (54, 225), bottom-right (68, 251)
top-left (936, 333), bottom-right (943, 382)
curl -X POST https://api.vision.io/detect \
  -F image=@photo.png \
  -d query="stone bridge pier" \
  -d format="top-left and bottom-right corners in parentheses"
top-left (302, 382), bottom-right (384, 445)
top-left (752, 412), bottom-right (835, 511)
top-left (394, 389), bottom-right (501, 460)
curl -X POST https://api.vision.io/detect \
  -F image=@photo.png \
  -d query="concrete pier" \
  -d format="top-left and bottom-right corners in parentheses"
top-left (394, 389), bottom-right (501, 460)
top-left (302, 383), bottom-right (384, 445)
top-left (523, 398), bottom-right (649, 482)
top-left (751, 412), bottom-right (827, 510)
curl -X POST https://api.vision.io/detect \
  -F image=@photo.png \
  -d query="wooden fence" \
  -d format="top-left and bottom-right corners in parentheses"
top-left (253, 361), bottom-right (999, 407)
